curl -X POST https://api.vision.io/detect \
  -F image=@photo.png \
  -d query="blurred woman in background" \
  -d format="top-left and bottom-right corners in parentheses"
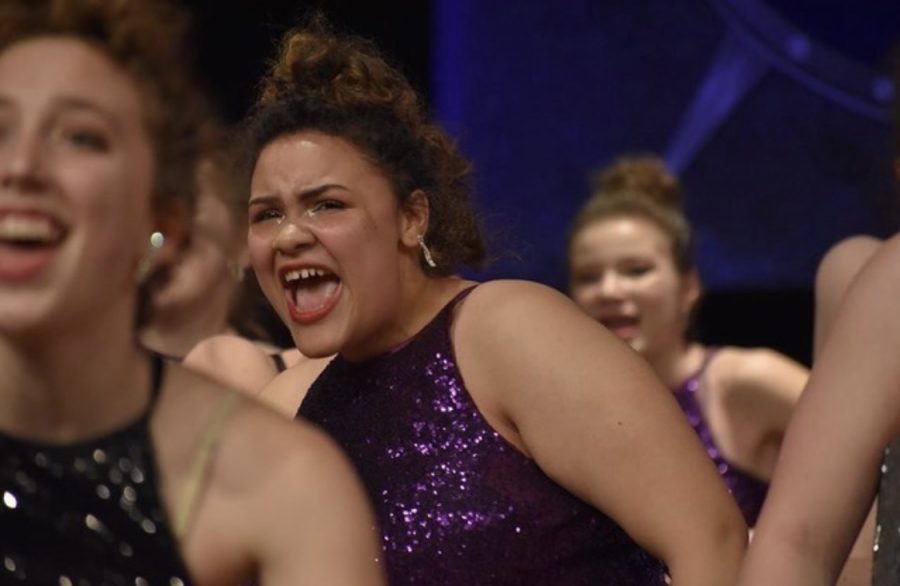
top-left (567, 155), bottom-right (808, 526)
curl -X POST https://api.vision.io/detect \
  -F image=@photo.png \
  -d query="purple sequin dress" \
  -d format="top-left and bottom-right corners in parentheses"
top-left (300, 288), bottom-right (666, 585)
top-left (672, 349), bottom-right (768, 526)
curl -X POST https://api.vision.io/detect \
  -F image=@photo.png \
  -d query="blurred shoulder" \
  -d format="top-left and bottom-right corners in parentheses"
top-left (712, 346), bottom-right (803, 379)
top-left (185, 334), bottom-right (274, 366)
top-left (183, 334), bottom-right (280, 395)
top-left (708, 346), bottom-right (807, 405)
top-left (842, 233), bottom-right (900, 301)
top-left (160, 362), bottom-right (346, 492)
top-left (816, 235), bottom-right (883, 292)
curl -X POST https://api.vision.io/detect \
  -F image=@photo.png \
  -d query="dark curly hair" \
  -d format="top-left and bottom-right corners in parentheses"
top-left (569, 155), bottom-right (695, 274)
top-left (0, 0), bottom-right (206, 224)
top-left (245, 16), bottom-right (485, 276)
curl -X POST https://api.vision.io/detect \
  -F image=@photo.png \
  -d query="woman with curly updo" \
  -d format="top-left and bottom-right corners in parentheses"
top-left (0, 2), bottom-right (384, 584)
top-left (247, 18), bottom-right (747, 585)
top-left (567, 156), bottom-right (807, 527)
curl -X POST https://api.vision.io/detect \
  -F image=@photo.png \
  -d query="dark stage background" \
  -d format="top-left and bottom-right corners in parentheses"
top-left (186, 1), bottom-right (900, 366)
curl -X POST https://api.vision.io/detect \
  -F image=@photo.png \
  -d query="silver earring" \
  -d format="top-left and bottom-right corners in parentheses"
top-left (417, 234), bottom-right (437, 268)
top-left (135, 231), bottom-right (165, 284)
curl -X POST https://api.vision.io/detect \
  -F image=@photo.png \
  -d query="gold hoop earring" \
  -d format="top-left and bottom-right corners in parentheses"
top-left (135, 231), bottom-right (165, 284)
top-left (417, 234), bottom-right (437, 268)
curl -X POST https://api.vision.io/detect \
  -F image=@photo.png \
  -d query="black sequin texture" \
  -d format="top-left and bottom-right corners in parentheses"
top-left (0, 358), bottom-right (192, 585)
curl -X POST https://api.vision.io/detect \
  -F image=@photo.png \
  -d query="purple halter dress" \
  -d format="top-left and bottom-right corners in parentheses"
top-left (672, 349), bottom-right (768, 526)
top-left (299, 288), bottom-right (666, 585)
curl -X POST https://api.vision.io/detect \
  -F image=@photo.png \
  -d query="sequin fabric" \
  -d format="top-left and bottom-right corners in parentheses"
top-left (872, 439), bottom-right (900, 585)
top-left (0, 356), bottom-right (193, 585)
top-left (300, 287), bottom-right (666, 585)
top-left (672, 350), bottom-right (768, 526)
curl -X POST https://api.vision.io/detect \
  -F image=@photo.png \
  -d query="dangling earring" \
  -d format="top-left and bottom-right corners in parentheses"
top-left (417, 234), bottom-right (437, 268)
top-left (135, 231), bottom-right (165, 284)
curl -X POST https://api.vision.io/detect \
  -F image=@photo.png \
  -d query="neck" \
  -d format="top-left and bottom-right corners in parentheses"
top-left (342, 264), bottom-right (467, 362)
top-left (0, 303), bottom-right (151, 444)
top-left (141, 288), bottom-right (234, 359)
top-left (645, 340), bottom-right (706, 389)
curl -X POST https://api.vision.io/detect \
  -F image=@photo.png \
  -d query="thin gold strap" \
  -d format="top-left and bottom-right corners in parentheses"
top-left (174, 391), bottom-right (242, 539)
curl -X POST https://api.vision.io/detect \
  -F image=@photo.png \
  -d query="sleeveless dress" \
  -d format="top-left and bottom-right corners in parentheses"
top-left (672, 349), bottom-right (769, 526)
top-left (0, 355), bottom-right (239, 585)
top-left (872, 439), bottom-right (900, 585)
top-left (300, 287), bottom-right (666, 585)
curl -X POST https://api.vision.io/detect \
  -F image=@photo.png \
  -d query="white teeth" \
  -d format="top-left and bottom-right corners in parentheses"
top-left (284, 267), bottom-right (330, 284)
top-left (0, 215), bottom-right (61, 243)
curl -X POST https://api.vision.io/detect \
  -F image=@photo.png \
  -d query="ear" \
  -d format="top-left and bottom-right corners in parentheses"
top-left (151, 198), bottom-right (191, 267)
top-left (399, 189), bottom-right (430, 248)
top-left (680, 268), bottom-right (702, 316)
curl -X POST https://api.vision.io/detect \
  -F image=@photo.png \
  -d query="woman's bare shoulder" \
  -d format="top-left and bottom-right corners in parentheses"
top-left (183, 334), bottom-right (280, 395)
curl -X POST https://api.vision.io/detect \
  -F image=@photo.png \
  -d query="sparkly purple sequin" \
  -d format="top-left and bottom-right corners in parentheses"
top-left (300, 288), bottom-right (666, 585)
top-left (672, 350), bottom-right (768, 526)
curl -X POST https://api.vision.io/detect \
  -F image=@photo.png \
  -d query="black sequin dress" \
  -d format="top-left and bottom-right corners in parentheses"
top-left (0, 356), bottom-right (193, 585)
top-left (873, 439), bottom-right (900, 585)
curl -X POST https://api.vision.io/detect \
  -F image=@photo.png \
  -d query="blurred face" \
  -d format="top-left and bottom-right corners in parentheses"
top-left (248, 131), bottom-right (420, 360)
top-left (151, 166), bottom-right (240, 316)
top-left (0, 37), bottom-right (155, 339)
top-left (569, 216), bottom-right (698, 358)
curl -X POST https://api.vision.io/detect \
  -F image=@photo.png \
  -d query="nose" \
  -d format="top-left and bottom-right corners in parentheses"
top-left (597, 273), bottom-right (626, 300)
top-left (271, 217), bottom-right (316, 254)
top-left (0, 129), bottom-right (45, 192)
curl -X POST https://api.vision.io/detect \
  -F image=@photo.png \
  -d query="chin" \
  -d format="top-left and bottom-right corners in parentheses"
top-left (291, 333), bottom-right (340, 360)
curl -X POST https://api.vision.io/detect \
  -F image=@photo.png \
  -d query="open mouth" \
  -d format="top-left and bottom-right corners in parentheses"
top-left (281, 265), bottom-right (342, 324)
top-left (0, 213), bottom-right (65, 248)
top-left (0, 212), bottom-right (66, 281)
top-left (598, 315), bottom-right (639, 340)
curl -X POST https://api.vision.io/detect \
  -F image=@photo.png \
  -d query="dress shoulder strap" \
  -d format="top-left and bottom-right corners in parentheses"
top-left (270, 352), bottom-right (287, 373)
top-left (173, 390), bottom-right (242, 539)
top-left (698, 346), bottom-right (720, 377)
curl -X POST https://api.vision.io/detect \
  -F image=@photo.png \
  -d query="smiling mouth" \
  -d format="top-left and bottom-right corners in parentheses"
top-left (598, 315), bottom-right (639, 339)
top-left (281, 266), bottom-right (342, 324)
top-left (0, 213), bottom-right (66, 249)
top-left (0, 212), bottom-right (67, 281)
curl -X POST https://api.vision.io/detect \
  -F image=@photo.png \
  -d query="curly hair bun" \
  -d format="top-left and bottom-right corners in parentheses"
top-left (592, 155), bottom-right (682, 209)
top-left (257, 15), bottom-right (419, 125)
